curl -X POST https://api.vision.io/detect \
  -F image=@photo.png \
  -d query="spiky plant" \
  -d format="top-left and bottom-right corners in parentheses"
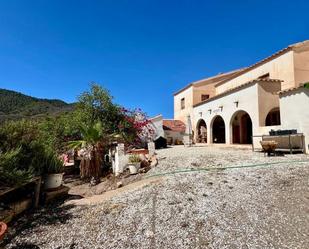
top-left (0, 148), bottom-right (33, 187)
top-left (68, 122), bottom-right (106, 181)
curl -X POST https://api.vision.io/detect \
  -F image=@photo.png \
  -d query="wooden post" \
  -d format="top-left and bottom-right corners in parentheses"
top-left (33, 177), bottom-right (41, 208)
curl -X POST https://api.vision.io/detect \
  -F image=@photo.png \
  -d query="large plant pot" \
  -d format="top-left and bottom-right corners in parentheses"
top-left (128, 163), bottom-right (140, 175)
top-left (44, 173), bottom-right (64, 190)
top-left (0, 222), bottom-right (7, 241)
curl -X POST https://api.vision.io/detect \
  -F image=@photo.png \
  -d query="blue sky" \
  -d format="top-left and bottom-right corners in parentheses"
top-left (0, 0), bottom-right (308, 118)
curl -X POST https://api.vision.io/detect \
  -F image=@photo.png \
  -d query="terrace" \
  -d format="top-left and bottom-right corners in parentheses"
top-left (3, 146), bottom-right (309, 249)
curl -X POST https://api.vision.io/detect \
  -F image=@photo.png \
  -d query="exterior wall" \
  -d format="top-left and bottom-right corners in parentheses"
top-left (257, 81), bottom-right (281, 126)
top-left (293, 48), bottom-right (309, 86)
top-left (174, 70), bottom-right (243, 124)
top-left (192, 84), bottom-right (216, 106)
top-left (193, 83), bottom-right (260, 146)
top-left (174, 86), bottom-right (193, 123)
top-left (164, 130), bottom-right (184, 145)
top-left (150, 115), bottom-right (164, 139)
top-left (173, 42), bottom-right (309, 152)
top-left (216, 51), bottom-right (295, 94)
top-left (280, 88), bottom-right (309, 153)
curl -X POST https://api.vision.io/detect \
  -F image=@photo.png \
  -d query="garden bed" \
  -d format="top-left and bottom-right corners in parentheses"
top-left (0, 177), bottom-right (41, 224)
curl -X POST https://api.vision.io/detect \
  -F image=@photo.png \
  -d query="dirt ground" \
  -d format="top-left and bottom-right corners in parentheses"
top-left (4, 146), bottom-right (309, 249)
top-left (65, 172), bottom-right (143, 198)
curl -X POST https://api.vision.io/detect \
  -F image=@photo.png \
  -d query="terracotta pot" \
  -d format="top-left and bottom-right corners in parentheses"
top-left (0, 222), bottom-right (7, 241)
top-left (44, 173), bottom-right (64, 189)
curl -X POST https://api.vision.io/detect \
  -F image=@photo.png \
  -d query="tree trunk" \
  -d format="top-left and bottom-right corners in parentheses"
top-left (80, 149), bottom-right (102, 180)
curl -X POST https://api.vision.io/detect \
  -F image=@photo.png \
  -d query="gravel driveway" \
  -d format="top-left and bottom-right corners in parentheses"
top-left (4, 146), bottom-right (309, 249)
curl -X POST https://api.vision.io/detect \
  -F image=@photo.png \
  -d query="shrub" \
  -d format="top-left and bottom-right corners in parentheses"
top-left (0, 119), bottom-right (64, 176)
top-left (0, 148), bottom-right (34, 187)
top-left (30, 145), bottom-right (64, 175)
top-left (42, 149), bottom-right (64, 174)
top-left (128, 154), bottom-right (141, 164)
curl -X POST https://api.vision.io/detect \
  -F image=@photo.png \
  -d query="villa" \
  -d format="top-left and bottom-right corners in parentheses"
top-left (174, 40), bottom-right (309, 153)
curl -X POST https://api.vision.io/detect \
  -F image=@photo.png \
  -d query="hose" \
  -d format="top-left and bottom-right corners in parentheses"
top-left (145, 159), bottom-right (309, 179)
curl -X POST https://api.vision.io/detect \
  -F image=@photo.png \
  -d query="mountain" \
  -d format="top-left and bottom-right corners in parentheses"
top-left (0, 88), bottom-right (74, 122)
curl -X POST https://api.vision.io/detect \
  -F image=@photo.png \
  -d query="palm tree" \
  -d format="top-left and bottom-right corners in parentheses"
top-left (68, 122), bottom-right (107, 181)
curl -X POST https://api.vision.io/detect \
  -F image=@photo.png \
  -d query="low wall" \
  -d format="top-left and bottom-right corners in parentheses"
top-left (253, 125), bottom-right (282, 150)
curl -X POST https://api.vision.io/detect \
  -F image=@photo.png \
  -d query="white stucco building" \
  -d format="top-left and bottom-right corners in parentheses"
top-left (150, 114), bottom-right (186, 145)
top-left (174, 40), bottom-right (309, 153)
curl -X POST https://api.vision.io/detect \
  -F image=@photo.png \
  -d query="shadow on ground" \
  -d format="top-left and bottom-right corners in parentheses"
top-left (2, 196), bottom-right (84, 248)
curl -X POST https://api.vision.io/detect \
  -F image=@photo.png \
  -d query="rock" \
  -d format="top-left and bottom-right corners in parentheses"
top-left (140, 159), bottom-right (150, 168)
top-left (139, 154), bottom-right (147, 161)
top-left (89, 177), bottom-right (100, 186)
top-left (180, 221), bottom-right (189, 228)
top-left (144, 230), bottom-right (154, 238)
top-left (150, 155), bottom-right (158, 167)
top-left (116, 182), bottom-right (123, 188)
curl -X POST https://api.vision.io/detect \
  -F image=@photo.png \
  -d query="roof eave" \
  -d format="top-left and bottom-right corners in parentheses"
top-left (214, 47), bottom-right (293, 88)
top-left (193, 79), bottom-right (282, 108)
top-left (173, 84), bottom-right (194, 96)
top-left (173, 68), bottom-right (246, 96)
top-left (279, 82), bottom-right (309, 95)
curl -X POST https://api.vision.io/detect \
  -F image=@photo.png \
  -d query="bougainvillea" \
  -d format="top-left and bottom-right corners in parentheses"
top-left (118, 107), bottom-right (155, 147)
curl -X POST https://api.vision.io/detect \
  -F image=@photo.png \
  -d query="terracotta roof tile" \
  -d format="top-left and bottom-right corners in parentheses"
top-left (279, 83), bottom-right (309, 94)
top-left (163, 119), bottom-right (186, 132)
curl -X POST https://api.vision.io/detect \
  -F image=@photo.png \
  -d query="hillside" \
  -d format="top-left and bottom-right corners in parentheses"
top-left (0, 88), bottom-right (74, 122)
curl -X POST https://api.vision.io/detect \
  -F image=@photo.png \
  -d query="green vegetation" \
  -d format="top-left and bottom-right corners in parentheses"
top-left (128, 154), bottom-right (141, 164)
top-left (40, 149), bottom-right (64, 174)
top-left (0, 83), bottom-right (153, 187)
top-left (0, 148), bottom-right (33, 187)
top-left (0, 88), bottom-right (74, 122)
top-left (68, 122), bottom-right (106, 180)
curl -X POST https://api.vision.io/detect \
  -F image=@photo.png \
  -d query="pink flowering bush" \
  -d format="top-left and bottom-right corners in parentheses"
top-left (118, 108), bottom-right (155, 147)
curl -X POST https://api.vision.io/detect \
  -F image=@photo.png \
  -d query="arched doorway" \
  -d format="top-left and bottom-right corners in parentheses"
top-left (265, 107), bottom-right (281, 126)
top-left (231, 111), bottom-right (253, 144)
top-left (212, 116), bottom-right (225, 143)
top-left (196, 119), bottom-right (207, 143)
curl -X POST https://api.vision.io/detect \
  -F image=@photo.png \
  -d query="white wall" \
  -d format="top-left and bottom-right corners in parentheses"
top-left (174, 86), bottom-right (194, 124)
top-left (150, 115), bottom-right (164, 139)
top-left (280, 88), bottom-right (309, 153)
top-left (164, 130), bottom-right (184, 144)
top-left (193, 83), bottom-right (260, 145)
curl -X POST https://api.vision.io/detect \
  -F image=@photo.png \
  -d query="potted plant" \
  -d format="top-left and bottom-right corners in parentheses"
top-left (127, 154), bottom-right (141, 174)
top-left (43, 150), bottom-right (65, 190)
